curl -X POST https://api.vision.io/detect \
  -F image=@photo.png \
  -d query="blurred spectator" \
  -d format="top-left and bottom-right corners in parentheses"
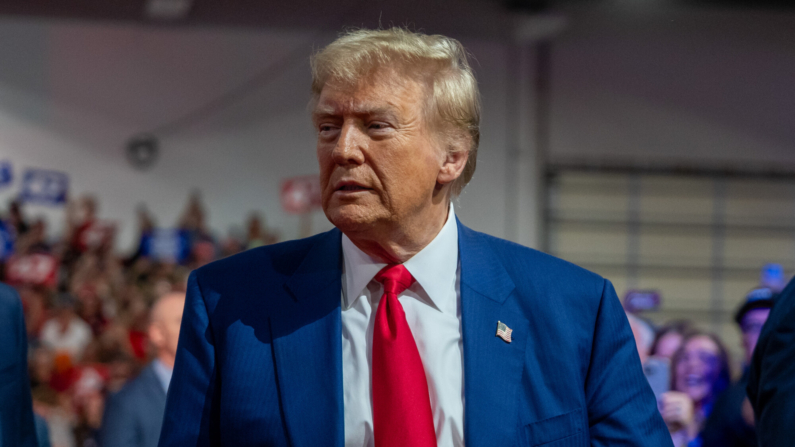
top-left (9, 199), bottom-right (31, 237)
top-left (68, 196), bottom-right (98, 255)
top-left (663, 331), bottom-right (731, 447)
top-left (98, 291), bottom-right (185, 447)
top-left (125, 205), bottom-right (156, 268)
top-left (651, 320), bottom-right (693, 361)
top-left (0, 282), bottom-right (39, 447)
top-left (16, 219), bottom-right (52, 255)
top-left (245, 213), bottom-right (278, 249)
top-left (626, 312), bottom-right (655, 364)
top-left (19, 285), bottom-right (52, 341)
top-left (702, 287), bottom-right (775, 447)
top-left (40, 293), bottom-right (92, 363)
top-left (178, 192), bottom-right (217, 269)
top-left (30, 346), bottom-right (56, 389)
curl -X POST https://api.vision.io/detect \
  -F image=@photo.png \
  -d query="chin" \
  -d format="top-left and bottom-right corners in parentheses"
top-left (324, 203), bottom-right (383, 233)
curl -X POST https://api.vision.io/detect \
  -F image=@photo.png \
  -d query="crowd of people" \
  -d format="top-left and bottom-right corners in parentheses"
top-left (0, 193), bottom-right (781, 447)
top-left (627, 286), bottom-right (776, 447)
top-left (0, 194), bottom-right (277, 447)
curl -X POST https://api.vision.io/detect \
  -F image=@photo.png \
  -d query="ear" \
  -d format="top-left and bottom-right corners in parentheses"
top-left (437, 147), bottom-right (469, 186)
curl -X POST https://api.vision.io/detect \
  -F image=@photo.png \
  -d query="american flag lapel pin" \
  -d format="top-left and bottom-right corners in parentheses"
top-left (496, 321), bottom-right (512, 343)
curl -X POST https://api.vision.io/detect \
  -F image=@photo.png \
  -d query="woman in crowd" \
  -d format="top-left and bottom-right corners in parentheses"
top-left (651, 320), bottom-right (693, 360)
top-left (662, 331), bottom-right (732, 447)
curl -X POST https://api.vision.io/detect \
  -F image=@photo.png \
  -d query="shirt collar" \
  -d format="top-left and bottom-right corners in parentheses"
top-left (151, 359), bottom-right (173, 393)
top-left (341, 204), bottom-right (459, 314)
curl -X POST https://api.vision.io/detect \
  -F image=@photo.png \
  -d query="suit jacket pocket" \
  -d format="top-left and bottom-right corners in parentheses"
top-left (524, 408), bottom-right (584, 446)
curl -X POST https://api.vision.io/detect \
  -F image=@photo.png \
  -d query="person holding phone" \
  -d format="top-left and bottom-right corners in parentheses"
top-left (662, 331), bottom-right (731, 447)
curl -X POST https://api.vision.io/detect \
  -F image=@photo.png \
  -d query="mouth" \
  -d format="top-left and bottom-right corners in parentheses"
top-left (685, 374), bottom-right (704, 387)
top-left (334, 181), bottom-right (373, 193)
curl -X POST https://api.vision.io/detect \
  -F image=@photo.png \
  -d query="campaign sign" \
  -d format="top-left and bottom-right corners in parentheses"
top-left (20, 168), bottom-right (69, 206)
top-left (0, 160), bottom-right (12, 188)
top-left (280, 175), bottom-right (321, 214)
top-left (6, 254), bottom-right (59, 288)
top-left (624, 290), bottom-right (661, 313)
top-left (0, 220), bottom-right (13, 260)
top-left (142, 229), bottom-right (191, 263)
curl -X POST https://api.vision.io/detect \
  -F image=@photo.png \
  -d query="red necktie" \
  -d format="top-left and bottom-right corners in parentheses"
top-left (372, 264), bottom-right (437, 447)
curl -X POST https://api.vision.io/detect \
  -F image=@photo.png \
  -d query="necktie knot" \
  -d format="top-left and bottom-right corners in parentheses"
top-left (375, 264), bottom-right (415, 296)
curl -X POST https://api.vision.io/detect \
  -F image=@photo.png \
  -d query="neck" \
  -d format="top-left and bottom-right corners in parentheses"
top-left (348, 198), bottom-right (450, 264)
top-left (156, 353), bottom-right (175, 370)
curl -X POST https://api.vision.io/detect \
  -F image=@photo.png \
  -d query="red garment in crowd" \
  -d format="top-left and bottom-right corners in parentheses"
top-left (129, 330), bottom-right (148, 360)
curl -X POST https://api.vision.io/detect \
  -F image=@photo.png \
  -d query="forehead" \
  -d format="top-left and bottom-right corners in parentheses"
top-left (659, 332), bottom-right (682, 344)
top-left (684, 335), bottom-right (719, 353)
top-left (313, 68), bottom-right (427, 117)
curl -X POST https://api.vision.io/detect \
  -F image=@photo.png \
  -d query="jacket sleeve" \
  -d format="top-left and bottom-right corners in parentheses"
top-left (584, 279), bottom-right (673, 447)
top-left (0, 284), bottom-right (39, 447)
top-left (98, 392), bottom-right (139, 447)
top-left (158, 271), bottom-right (220, 447)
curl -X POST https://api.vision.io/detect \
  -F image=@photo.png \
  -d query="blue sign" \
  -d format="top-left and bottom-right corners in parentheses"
top-left (761, 263), bottom-right (786, 292)
top-left (624, 290), bottom-right (662, 313)
top-left (0, 160), bottom-right (12, 188)
top-left (20, 169), bottom-right (69, 206)
top-left (0, 220), bottom-right (14, 261)
top-left (140, 229), bottom-right (191, 263)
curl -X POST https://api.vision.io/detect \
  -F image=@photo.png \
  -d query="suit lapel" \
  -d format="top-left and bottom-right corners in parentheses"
top-left (458, 221), bottom-right (529, 447)
top-left (271, 229), bottom-right (344, 447)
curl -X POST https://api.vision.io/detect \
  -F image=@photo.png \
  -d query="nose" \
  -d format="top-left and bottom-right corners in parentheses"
top-left (331, 122), bottom-right (366, 166)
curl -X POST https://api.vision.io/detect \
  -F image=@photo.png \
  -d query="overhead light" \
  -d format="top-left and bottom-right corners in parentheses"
top-left (145, 0), bottom-right (194, 21)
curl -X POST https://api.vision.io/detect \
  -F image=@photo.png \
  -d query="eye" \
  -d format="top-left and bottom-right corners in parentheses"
top-left (318, 123), bottom-right (340, 138)
top-left (367, 122), bottom-right (392, 134)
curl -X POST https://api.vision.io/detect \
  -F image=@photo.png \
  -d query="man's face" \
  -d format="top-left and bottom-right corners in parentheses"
top-left (740, 308), bottom-right (771, 363)
top-left (313, 68), bottom-right (445, 236)
top-left (149, 296), bottom-right (185, 361)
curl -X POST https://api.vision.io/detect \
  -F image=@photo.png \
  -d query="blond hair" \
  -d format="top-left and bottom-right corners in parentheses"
top-left (311, 27), bottom-right (480, 196)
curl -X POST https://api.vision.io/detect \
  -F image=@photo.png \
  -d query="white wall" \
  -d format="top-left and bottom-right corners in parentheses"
top-left (0, 18), bottom-right (515, 252)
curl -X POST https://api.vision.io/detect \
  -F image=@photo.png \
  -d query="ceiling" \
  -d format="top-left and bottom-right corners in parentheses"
top-left (0, 0), bottom-right (791, 36)
top-left (0, 0), bottom-right (527, 40)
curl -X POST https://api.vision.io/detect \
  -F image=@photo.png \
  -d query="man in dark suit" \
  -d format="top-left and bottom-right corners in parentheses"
top-left (0, 282), bottom-right (39, 447)
top-left (747, 278), bottom-right (795, 446)
top-left (159, 28), bottom-right (671, 447)
top-left (99, 292), bottom-right (184, 447)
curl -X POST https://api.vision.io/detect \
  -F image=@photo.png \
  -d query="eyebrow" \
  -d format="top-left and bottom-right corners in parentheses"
top-left (312, 103), bottom-right (400, 124)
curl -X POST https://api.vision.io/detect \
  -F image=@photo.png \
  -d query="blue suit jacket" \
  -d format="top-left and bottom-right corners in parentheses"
top-left (159, 222), bottom-right (671, 446)
top-left (0, 282), bottom-right (38, 447)
top-left (99, 363), bottom-right (167, 447)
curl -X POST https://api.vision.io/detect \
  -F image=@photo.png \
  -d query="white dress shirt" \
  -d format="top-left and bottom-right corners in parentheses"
top-left (151, 359), bottom-right (173, 393)
top-left (341, 204), bottom-right (464, 447)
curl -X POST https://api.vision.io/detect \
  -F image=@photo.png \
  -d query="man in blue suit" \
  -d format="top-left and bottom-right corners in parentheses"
top-left (100, 292), bottom-right (184, 447)
top-left (0, 282), bottom-right (39, 447)
top-left (159, 28), bottom-right (671, 447)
